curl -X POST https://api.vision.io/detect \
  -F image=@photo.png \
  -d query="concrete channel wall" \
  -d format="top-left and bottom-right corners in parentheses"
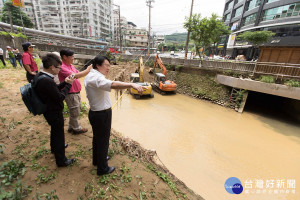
top-left (217, 75), bottom-right (300, 100)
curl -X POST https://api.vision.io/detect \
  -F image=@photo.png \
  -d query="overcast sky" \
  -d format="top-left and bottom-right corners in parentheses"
top-left (113, 0), bottom-right (226, 35)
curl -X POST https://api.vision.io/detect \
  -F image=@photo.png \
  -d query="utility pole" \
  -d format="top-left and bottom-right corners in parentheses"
top-left (146, 0), bottom-right (154, 56)
top-left (8, 3), bottom-right (13, 32)
top-left (19, 8), bottom-right (26, 36)
top-left (185, 0), bottom-right (194, 59)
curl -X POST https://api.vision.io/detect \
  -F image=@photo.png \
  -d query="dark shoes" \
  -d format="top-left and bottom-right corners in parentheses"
top-left (51, 144), bottom-right (68, 154)
top-left (57, 158), bottom-right (76, 167)
top-left (68, 128), bottom-right (88, 134)
top-left (97, 166), bottom-right (115, 176)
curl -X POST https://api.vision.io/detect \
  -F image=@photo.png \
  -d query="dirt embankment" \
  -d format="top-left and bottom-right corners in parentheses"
top-left (0, 67), bottom-right (202, 200)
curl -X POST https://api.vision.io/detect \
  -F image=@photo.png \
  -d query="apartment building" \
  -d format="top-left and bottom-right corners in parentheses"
top-left (22, 0), bottom-right (114, 41)
top-left (113, 9), bottom-right (127, 45)
top-left (153, 35), bottom-right (165, 47)
top-left (125, 28), bottom-right (148, 47)
top-left (222, 0), bottom-right (300, 58)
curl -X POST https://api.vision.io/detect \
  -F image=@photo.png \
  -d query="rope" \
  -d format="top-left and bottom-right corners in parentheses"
top-left (112, 88), bottom-right (128, 110)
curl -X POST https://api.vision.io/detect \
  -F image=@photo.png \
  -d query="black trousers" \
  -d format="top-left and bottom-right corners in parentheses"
top-left (44, 111), bottom-right (66, 165)
top-left (0, 55), bottom-right (6, 66)
top-left (88, 109), bottom-right (112, 173)
top-left (26, 71), bottom-right (38, 83)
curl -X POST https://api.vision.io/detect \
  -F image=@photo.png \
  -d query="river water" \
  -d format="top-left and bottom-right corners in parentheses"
top-left (110, 92), bottom-right (300, 200)
top-left (81, 80), bottom-right (300, 199)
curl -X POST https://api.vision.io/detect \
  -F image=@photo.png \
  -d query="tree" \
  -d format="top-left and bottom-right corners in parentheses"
top-left (0, 2), bottom-right (34, 29)
top-left (238, 31), bottom-right (275, 47)
top-left (184, 13), bottom-right (230, 58)
top-left (238, 31), bottom-right (275, 59)
top-left (209, 14), bottom-right (231, 54)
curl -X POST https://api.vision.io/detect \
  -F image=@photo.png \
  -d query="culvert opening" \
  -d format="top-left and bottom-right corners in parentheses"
top-left (244, 91), bottom-right (300, 123)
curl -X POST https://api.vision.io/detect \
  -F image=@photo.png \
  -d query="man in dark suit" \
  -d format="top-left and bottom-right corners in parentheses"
top-left (35, 53), bottom-right (76, 167)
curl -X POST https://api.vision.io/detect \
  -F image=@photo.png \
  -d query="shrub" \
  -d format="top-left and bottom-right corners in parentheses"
top-left (285, 79), bottom-right (300, 87)
top-left (260, 76), bottom-right (275, 83)
top-left (175, 65), bottom-right (183, 71)
top-left (192, 88), bottom-right (206, 96)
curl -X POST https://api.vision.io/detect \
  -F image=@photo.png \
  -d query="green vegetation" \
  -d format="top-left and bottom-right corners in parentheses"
top-left (0, 160), bottom-right (26, 186)
top-left (34, 57), bottom-right (42, 67)
top-left (238, 31), bottom-right (275, 47)
top-left (35, 190), bottom-right (59, 200)
top-left (238, 31), bottom-right (275, 60)
top-left (165, 33), bottom-right (187, 42)
top-left (235, 90), bottom-right (247, 108)
top-left (0, 31), bottom-right (27, 39)
top-left (224, 70), bottom-right (242, 78)
top-left (35, 173), bottom-right (57, 185)
top-left (175, 72), bottom-right (230, 103)
top-left (147, 164), bottom-right (186, 198)
top-left (175, 65), bottom-right (183, 71)
top-left (184, 13), bottom-right (231, 57)
top-left (63, 101), bottom-right (88, 117)
top-left (144, 60), bottom-right (154, 68)
top-left (0, 1), bottom-right (34, 28)
top-left (157, 42), bottom-right (186, 52)
top-left (132, 59), bottom-right (138, 63)
top-left (285, 79), bottom-right (300, 87)
top-left (260, 75), bottom-right (275, 83)
top-left (0, 160), bottom-right (32, 199)
top-left (192, 88), bottom-right (206, 97)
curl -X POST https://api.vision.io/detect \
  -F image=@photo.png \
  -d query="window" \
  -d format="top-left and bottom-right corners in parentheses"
top-left (262, 3), bottom-right (300, 21)
top-left (224, 13), bottom-right (231, 22)
top-left (233, 6), bottom-right (243, 18)
top-left (226, 1), bottom-right (234, 11)
top-left (247, 0), bottom-right (261, 11)
top-left (266, 0), bottom-right (279, 3)
top-left (263, 24), bottom-right (300, 37)
top-left (242, 13), bottom-right (257, 26)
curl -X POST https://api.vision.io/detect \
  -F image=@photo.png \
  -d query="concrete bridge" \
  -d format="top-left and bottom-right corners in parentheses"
top-left (217, 74), bottom-right (300, 113)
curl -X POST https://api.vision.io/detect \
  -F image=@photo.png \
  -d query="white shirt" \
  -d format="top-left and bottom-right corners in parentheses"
top-left (84, 69), bottom-right (113, 111)
top-left (41, 71), bottom-right (54, 78)
top-left (0, 48), bottom-right (3, 55)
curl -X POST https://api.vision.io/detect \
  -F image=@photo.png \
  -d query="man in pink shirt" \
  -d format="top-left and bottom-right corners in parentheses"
top-left (22, 42), bottom-right (38, 83)
top-left (58, 49), bottom-right (92, 134)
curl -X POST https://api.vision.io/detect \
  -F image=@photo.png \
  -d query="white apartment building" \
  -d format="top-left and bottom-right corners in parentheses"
top-left (22, 0), bottom-right (114, 41)
top-left (125, 28), bottom-right (148, 47)
top-left (127, 21), bottom-right (136, 30)
top-left (113, 9), bottom-right (127, 44)
top-left (153, 35), bottom-right (165, 47)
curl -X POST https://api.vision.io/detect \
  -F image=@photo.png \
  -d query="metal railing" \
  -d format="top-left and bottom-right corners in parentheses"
top-left (254, 62), bottom-right (300, 79)
top-left (202, 60), bottom-right (256, 72)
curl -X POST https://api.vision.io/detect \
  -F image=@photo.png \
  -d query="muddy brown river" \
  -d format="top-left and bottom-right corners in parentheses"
top-left (81, 80), bottom-right (300, 200)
